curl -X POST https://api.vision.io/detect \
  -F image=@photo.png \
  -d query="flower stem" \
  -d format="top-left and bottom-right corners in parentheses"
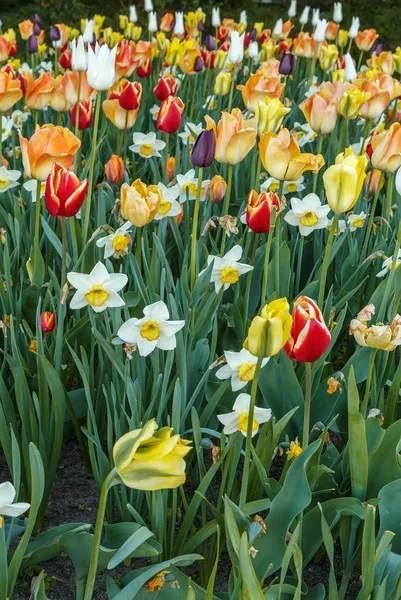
top-left (60, 216), bottom-right (67, 299)
top-left (317, 213), bottom-right (339, 309)
top-left (243, 234), bottom-right (259, 338)
top-left (164, 133), bottom-right (169, 184)
top-left (239, 356), bottom-right (263, 510)
top-left (136, 227), bottom-right (142, 271)
top-left (189, 74), bottom-right (198, 122)
top-left (377, 216), bottom-right (401, 322)
top-left (383, 172), bottom-right (394, 235)
top-left (261, 218), bottom-right (275, 307)
top-left (227, 70), bottom-right (236, 113)
top-left (84, 468), bottom-right (118, 600)
top-left (220, 164), bottom-right (233, 255)
top-left (34, 178), bottom-right (42, 245)
top-left (302, 362), bottom-right (313, 449)
top-left (360, 349), bottom-right (377, 418)
top-left (74, 73), bottom-right (83, 160)
top-left (190, 167), bottom-right (203, 289)
top-left (361, 171), bottom-right (384, 261)
top-left (82, 92), bottom-right (102, 245)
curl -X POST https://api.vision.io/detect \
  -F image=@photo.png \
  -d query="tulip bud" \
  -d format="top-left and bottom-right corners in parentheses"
top-left (70, 99), bottom-right (93, 130)
top-left (105, 154), bottom-right (125, 184)
top-left (205, 35), bottom-right (216, 51)
top-left (166, 156), bottom-right (176, 181)
top-left (208, 175), bottom-right (226, 204)
top-left (279, 52), bottom-right (296, 75)
top-left (71, 37), bottom-right (87, 71)
top-left (40, 311), bottom-right (56, 332)
top-left (156, 96), bottom-right (184, 134)
top-left (194, 56), bottom-right (204, 72)
top-left (50, 25), bottom-right (61, 42)
top-left (214, 71), bottom-right (231, 96)
top-left (137, 58), bottom-right (152, 78)
top-left (45, 163), bottom-right (88, 218)
top-left (257, 97), bottom-right (291, 135)
top-left (27, 34), bottom-right (38, 54)
top-left (59, 49), bottom-right (72, 69)
top-left (33, 23), bottom-right (41, 36)
top-left (246, 190), bottom-right (280, 233)
top-left (190, 129), bottom-right (216, 168)
top-left (244, 298), bottom-right (293, 358)
top-left (34, 13), bottom-right (41, 24)
top-left (364, 169), bottom-right (384, 197)
top-left (249, 28), bottom-right (257, 42)
top-left (118, 81), bottom-right (141, 110)
top-left (323, 148), bottom-right (367, 213)
top-left (284, 296), bottom-right (331, 362)
top-left (198, 20), bottom-right (205, 32)
top-left (153, 74), bottom-right (177, 101)
top-left (371, 42), bottom-right (383, 56)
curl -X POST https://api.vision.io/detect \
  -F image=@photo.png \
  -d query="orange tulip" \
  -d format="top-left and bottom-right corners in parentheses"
top-left (0, 37), bottom-right (9, 62)
top-left (205, 108), bottom-right (257, 165)
top-left (367, 51), bottom-right (395, 76)
top-left (166, 156), bottom-right (176, 181)
top-left (259, 59), bottom-right (281, 79)
top-left (105, 155), bottom-right (125, 184)
top-left (325, 21), bottom-right (339, 41)
top-left (300, 91), bottom-right (338, 134)
top-left (353, 74), bottom-right (400, 121)
top-left (208, 174), bottom-right (227, 204)
top-left (355, 29), bottom-right (379, 52)
top-left (18, 20), bottom-right (34, 41)
top-left (114, 42), bottom-right (136, 80)
top-left (160, 13), bottom-right (174, 33)
top-left (0, 70), bottom-right (23, 112)
top-left (49, 76), bottom-right (72, 112)
top-left (62, 70), bottom-right (96, 106)
top-left (259, 128), bottom-right (324, 181)
top-left (237, 71), bottom-right (284, 113)
top-left (364, 169), bottom-right (385, 197)
top-left (25, 72), bottom-right (53, 110)
top-left (19, 124), bottom-right (81, 181)
top-left (370, 123), bottom-right (401, 173)
top-left (293, 32), bottom-right (316, 58)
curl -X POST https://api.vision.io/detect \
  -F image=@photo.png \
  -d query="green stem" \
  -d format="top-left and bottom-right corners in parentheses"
top-left (274, 212), bottom-right (281, 296)
top-left (60, 216), bottom-right (67, 299)
top-left (243, 234), bottom-right (259, 338)
top-left (360, 349), bottom-right (377, 418)
top-left (361, 171), bottom-right (383, 261)
top-left (302, 362), bottom-right (313, 449)
top-left (164, 133), bottom-right (169, 184)
top-left (82, 92), bottom-right (102, 244)
top-left (189, 74), bottom-right (198, 122)
top-left (136, 226), bottom-right (142, 271)
top-left (123, 111), bottom-right (129, 166)
top-left (312, 135), bottom-right (324, 193)
top-left (357, 50), bottom-right (365, 71)
top-left (317, 213), bottom-right (339, 309)
top-left (190, 167), bottom-right (203, 289)
top-left (383, 172), bottom-right (394, 234)
top-left (220, 164), bottom-right (233, 255)
top-left (227, 70), bottom-right (236, 113)
top-left (34, 179), bottom-right (42, 244)
top-left (239, 357), bottom-right (263, 509)
top-left (295, 235), bottom-right (304, 295)
top-left (378, 216), bottom-right (401, 322)
top-left (84, 469), bottom-right (118, 600)
top-left (261, 220), bottom-right (275, 307)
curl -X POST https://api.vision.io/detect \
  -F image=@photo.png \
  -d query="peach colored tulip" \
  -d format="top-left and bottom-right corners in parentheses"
top-left (355, 29), bottom-right (379, 52)
top-left (25, 72), bottom-right (53, 110)
top-left (114, 42), bottom-right (136, 80)
top-left (367, 51), bottom-right (395, 76)
top-left (49, 76), bottom-right (72, 112)
top-left (237, 71), bottom-right (284, 113)
top-left (205, 108), bottom-right (257, 165)
top-left (353, 74), bottom-right (400, 121)
top-left (62, 70), bottom-right (97, 106)
top-left (0, 70), bottom-right (23, 112)
top-left (300, 90), bottom-right (338, 134)
top-left (293, 32), bottom-right (316, 58)
top-left (105, 155), bottom-right (125, 184)
top-left (259, 127), bottom-right (324, 181)
top-left (19, 124), bottom-right (81, 181)
top-left (18, 20), bottom-right (34, 41)
top-left (370, 123), bottom-right (401, 173)
top-left (325, 21), bottom-right (339, 41)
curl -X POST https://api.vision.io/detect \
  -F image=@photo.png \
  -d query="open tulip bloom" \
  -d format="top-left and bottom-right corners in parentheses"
top-left (67, 262), bottom-right (128, 312)
top-left (217, 393), bottom-right (272, 437)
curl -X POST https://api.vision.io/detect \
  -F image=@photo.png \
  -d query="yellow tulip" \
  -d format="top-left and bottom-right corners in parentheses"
top-left (120, 179), bottom-right (162, 227)
top-left (323, 148), bottom-right (367, 214)
top-left (319, 45), bottom-right (339, 71)
top-left (331, 69), bottom-right (345, 82)
top-left (256, 97), bottom-right (291, 134)
top-left (214, 72), bottom-right (231, 96)
top-left (205, 109), bottom-right (257, 165)
top-left (393, 47), bottom-right (401, 74)
top-left (339, 87), bottom-right (372, 120)
top-left (214, 49), bottom-right (227, 71)
top-left (113, 420), bottom-right (192, 490)
top-left (259, 128), bottom-right (324, 181)
top-left (244, 298), bottom-right (293, 357)
top-left (338, 30), bottom-right (349, 48)
top-left (119, 15), bottom-right (129, 30)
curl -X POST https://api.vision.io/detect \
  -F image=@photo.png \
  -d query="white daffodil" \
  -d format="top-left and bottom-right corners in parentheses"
top-left (261, 176), bottom-right (305, 195)
top-left (154, 183), bottom-right (182, 220)
top-left (10, 109), bottom-right (30, 129)
top-left (292, 122), bottom-right (317, 145)
top-left (129, 132), bottom-right (166, 158)
top-left (116, 300), bottom-right (185, 357)
top-left (18, 63), bottom-right (32, 75)
top-left (150, 104), bottom-right (160, 120)
top-left (176, 169), bottom-right (210, 203)
top-left (0, 482), bottom-right (30, 521)
top-left (204, 95), bottom-right (218, 111)
top-left (199, 245), bottom-right (253, 293)
top-left (96, 222), bottom-right (132, 259)
top-left (178, 122), bottom-right (203, 146)
top-left (87, 43), bottom-right (117, 91)
top-left (327, 217), bottom-right (346, 235)
top-left (304, 77), bottom-right (319, 99)
top-left (377, 250), bottom-right (401, 278)
top-left (36, 61), bottom-right (53, 74)
top-left (216, 349), bottom-right (269, 391)
top-left (1, 116), bottom-right (12, 142)
top-left (0, 166), bottom-right (21, 194)
top-left (23, 180), bottom-right (46, 203)
top-left (67, 262), bottom-right (128, 313)
top-left (284, 194), bottom-right (330, 236)
top-left (347, 211), bottom-right (367, 232)
top-left (217, 393), bottom-right (272, 437)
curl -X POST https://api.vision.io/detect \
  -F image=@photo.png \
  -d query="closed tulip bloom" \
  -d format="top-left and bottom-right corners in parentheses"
top-left (212, 8), bottom-right (221, 28)
top-left (208, 174), bottom-right (227, 203)
top-left (63, 71), bottom-right (96, 106)
top-left (156, 96), bottom-right (184, 133)
top-left (87, 43), bottom-right (117, 91)
top-left (300, 91), bottom-right (338, 135)
top-left (370, 123), bottom-right (401, 172)
top-left (190, 129), bottom-right (216, 168)
top-left (120, 179), bottom-right (161, 227)
top-left (246, 190), bottom-right (280, 233)
top-left (129, 6), bottom-right (138, 23)
top-left (333, 2), bottom-right (342, 23)
top-left (113, 420), bottom-right (191, 491)
top-left (27, 34), bottom-right (38, 54)
top-left (105, 155), bottom-right (125, 184)
top-left (205, 109), bottom-right (257, 165)
top-left (228, 31), bottom-right (245, 65)
top-left (19, 124), bottom-right (81, 181)
top-left (244, 298), bottom-right (293, 358)
top-left (348, 16), bottom-right (360, 39)
top-left (145, 0), bottom-right (154, 11)
top-left (256, 97), bottom-right (291, 135)
top-left (19, 19), bottom-right (34, 40)
top-left (339, 87), bottom-right (371, 119)
top-left (70, 99), bottom-right (93, 130)
top-left (118, 80), bottom-right (142, 110)
top-left (205, 34), bottom-right (216, 51)
top-left (259, 128), bottom-right (324, 181)
top-left (174, 12), bottom-right (185, 35)
top-left (153, 74), bottom-right (177, 101)
top-left (166, 156), bottom-right (175, 181)
top-left (312, 8), bottom-right (320, 26)
top-left (344, 53), bottom-right (357, 81)
top-left (338, 29), bottom-right (349, 48)
top-left (314, 19), bottom-right (328, 43)
top-left (40, 311), bottom-right (56, 332)
top-left (355, 29), bottom-right (378, 51)
top-left (288, 0), bottom-right (297, 18)
top-left (299, 6), bottom-right (310, 25)
top-left (45, 163), bottom-right (88, 217)
top-left (24, 72), bottom-right (53, 110)
top-left (71, 36), bottom-right (87, 71)
top-left (319, 44), bottom-right (339, 70)
top-left (323, 148), bottom-right (367, 213)
top-left (279, 53), bottom-right (296, 75)
top-left (284, 296), bottom-right (331, 362)
top-left (0, 70), bottom-right (22, 112)
top-left (49, 78), bottom-right (72, 113)
top-left (214, 72), bottom-right (231, 96)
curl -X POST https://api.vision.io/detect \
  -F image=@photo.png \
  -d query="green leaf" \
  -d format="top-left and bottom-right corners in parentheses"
top-left (347, 366), bottom-right (368, 501)
top-left (239, 532), bottom-right (265, 599)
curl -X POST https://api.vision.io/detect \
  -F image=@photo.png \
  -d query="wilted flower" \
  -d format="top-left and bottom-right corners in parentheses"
top-left (96, 222), bottom-right (132, 259)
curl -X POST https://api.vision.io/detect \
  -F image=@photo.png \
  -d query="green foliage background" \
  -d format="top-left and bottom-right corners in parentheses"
top-left (2, 0), bottom-right (401, 49)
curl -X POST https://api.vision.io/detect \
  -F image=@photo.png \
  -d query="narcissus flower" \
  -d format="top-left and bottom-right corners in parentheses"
top-left (284, 296), bottom-right (331, 362)
top-left (216, 348), bottom-right (269, 391)
top-left (259, 128), bottom-right (324, 181)
top-left (178, 122), bottom-right (203, 146)
top-left (120, 179), bottom-right (162, 227)
top-left (244, 298), bottom-right (293, 358)
top-left (113, 420), bottom-right (191, 490)
top-left (0, 166), bottom-right (21, 194)
top-left (347, 211), bottom-right (367, 231)
top-left (323, 148), bottom-right (367, 213)
top-left (199, 245), bottom-right (253, 293)
top-left (176, 169), bottom-right (210, 202)
top-left (45, 163), bottom-right (88, 218)
top-left (154, 183), bottom-right (182, 220)
top-left (217, 393), bottom-right (272, 437)
top-left (376, 250), bottom-right (401, 278)
top-left (205, 109), bottom-right (257, 165)
top-left (96, 222), bottom-right (132, 259)
top-left (67, 262), bottom-right (128, 313)
top-left (117, 300), bottom-right (185, 356)
top-left (284, 193), bottom-right (330, 236)
top-left (40, 311), bottom-right (56, 332)
top-left (246, 190), bottom-right (280, 233)
top-left (156, 96), bottom-right (185, 134)
top-left (350, 309), bottom-right (401, 352)
top-left (129, 132), bottom-right (166, 158)
top-left (0, 482), bottom-right (30, 519)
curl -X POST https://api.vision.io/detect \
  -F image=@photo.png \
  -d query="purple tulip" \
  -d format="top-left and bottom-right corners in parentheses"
top-left (249, 28), bottom-right (257, 41)
top-left (27, 34), bottom-right (38, 54)
top-left (33, 13), bottom-right (41, 24)
top-left (50, 25), bottom-right (61, 42)
top-left (191, 129), bottom-right (216, 168)
top-left (279, 53), bottom-right (297, 75)
top-left (371, 42), bottom-right (383, 56)
top-left (205, 34), bottom-right (216, 51)
top-left (33, 22), bottom-right (41, 36)
top-left (198, 20), bottom-right (205, 32)
top-left (194, 56), bottom-right (204, 72)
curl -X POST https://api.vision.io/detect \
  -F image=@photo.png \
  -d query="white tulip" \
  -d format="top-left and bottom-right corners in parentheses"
top-left (288, 0), bottom-right (297, 18)
top-left (144, 0), bottom-right (154, 11)
top-left (348, 16), bottom-right (360, 39)
top-left (227, 30), bottom-right (245, 65)
top-left (240, 10), bottom-right (247, 25)
top-left (333, 1), bottom-right (343, 23)
top-left (273, 18), bottom-right (283, 37)
top-left (314, 18), bottom-right (328, 43)
top-left (312, 8), bottom-right (320, 26)
top-left (87, 43), bottom-right (117, 91)
top-left (212, 7), bottom-right (221, 28)
top-left (174, 11), bottom-right (185, 36)
top-left (299, 6), bottom-right (310, 25)
top-left (129, 5), bottom-right (138, 23)
top-left (248, 41), bottom-right (259, 60)
top-left (71, 36), bottom-right (87, 71)
top-left (0, 482), bottom-right (30, 519)
top-left (82, 19), bottom-right (94, 44)
top-left (148, 11), bottom-right (158, 33)
top-left (344, 52), bottom-right (357, 81)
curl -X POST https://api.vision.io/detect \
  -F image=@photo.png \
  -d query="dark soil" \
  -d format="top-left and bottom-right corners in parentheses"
top-left (0, 439), bottom-right (361, 599)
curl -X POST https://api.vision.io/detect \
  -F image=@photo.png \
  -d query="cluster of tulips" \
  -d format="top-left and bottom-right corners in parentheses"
top-left (2, 1), bottom-right (401, 598)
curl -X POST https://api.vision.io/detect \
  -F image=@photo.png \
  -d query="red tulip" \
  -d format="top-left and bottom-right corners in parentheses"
top-left (70, 99), bottom-right (93, 130)
top-left (118, 81), bottom-right (142, 110)
top-left (136, 58), bottom-right (152, 78)
top-left (153, 74), bottom-right (177, 101)
top-left (59, 49), bottom-right (72, 69)
top-left (156, 96), bottom-right (184, 134)
top-left (40, 311), bottom-right (56, 332)
top-left (45, 163), bottom-right (88, 217)
top-left (284, 296), bottom-right (331, 362)
top-left (246, 190), bottom-right (280, 233)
